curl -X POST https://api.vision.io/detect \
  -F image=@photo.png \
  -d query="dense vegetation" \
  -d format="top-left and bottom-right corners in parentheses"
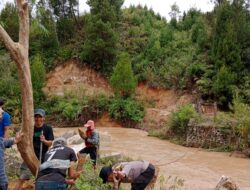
top-left (1, 0), bottom-right (250, 143)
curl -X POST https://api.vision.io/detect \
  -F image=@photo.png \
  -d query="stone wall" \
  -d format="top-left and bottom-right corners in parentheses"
top-left (186, 119), bottom-right (238, 148)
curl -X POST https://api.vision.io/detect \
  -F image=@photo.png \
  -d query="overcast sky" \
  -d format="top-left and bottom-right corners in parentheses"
top-left (1, 0), bottom-right (214, 20)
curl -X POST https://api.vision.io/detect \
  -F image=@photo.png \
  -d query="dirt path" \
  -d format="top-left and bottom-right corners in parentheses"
top-left (54, 127), bottom-right (250, 190)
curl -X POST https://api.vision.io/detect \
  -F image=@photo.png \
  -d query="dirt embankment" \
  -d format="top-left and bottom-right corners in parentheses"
top-left (43, 60), bottom-right (113, 97)
top-left (43, 60), bottom-right (194, 128)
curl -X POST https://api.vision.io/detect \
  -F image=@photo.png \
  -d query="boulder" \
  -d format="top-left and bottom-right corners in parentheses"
top-left (67, 134), bottom-right (83, 145)
top-left (5, 148), bottom-right (22, 178)
top-left (61, 130), bottom-right (77, 140)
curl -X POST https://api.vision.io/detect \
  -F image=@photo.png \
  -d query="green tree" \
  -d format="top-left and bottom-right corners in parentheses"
top-left (81, 0), bottom-right (124, 73)
top-left (48, 0), bottom-right (79, 18)
top-left (31, 55), bottom-right (46, 103)
top-left (169, 2), bottom-right (180, 28)
top-left (44, 0), bottom-right (79, 42)
top-left (191, 17), bottom-right (208, 50)
top-left (210, 1), bottom-right (242, 108)
top-left (0, 52), bottom-right (20, 99)
top-left (181, 8), bottom-right (202, 30)
top-left (29, 5), bottom-right (59, 68)
top-left (160, 26), bottom-right (173, 47)
top-left (0, 3), bottom-right (19, 41)
top-left (110, 53), bottom-right (137, 97)
top-left (212, 66), bottom-right (236, 108)
top-left (212, 2), bottom-right (242, 75)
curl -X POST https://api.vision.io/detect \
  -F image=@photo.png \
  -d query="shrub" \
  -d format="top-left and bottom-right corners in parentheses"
top-left (108, 97), bottom-right (145, 126)
top-left (86, 94), bottom-right (110, 117)
top-left (43, 94), bottom-right (111, 124)
top-left (232, 98), bottom-right (250, 147)
top-left (75, 160), bottom-right (111, 190)
top-left (49, 96), bottom-right (85, 121)
top-left (169, 104), bottom-right (198, 136)
top-left (75, 157), bottom-right (131, 190)
top-left (57, 46), bottom-right (73, 60)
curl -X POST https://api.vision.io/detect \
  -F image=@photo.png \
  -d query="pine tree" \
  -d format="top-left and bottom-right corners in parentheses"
top-left (110, 52), bottom-right (137, 97)
top-left (0, 3), bottom-right (19, 41)
top-left (211, 1), bottom-right (243, 108)
top-left (81, 0), bottom-right (124, 73)
top-left (29, 3), bottom-right (59, 68)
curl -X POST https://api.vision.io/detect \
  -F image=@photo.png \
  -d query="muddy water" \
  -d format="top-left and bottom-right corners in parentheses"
top-left (54, 127), bottom-right (250, 190)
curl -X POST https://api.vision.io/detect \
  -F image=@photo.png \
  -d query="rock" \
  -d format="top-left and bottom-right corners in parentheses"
top-left (67, 134), bottom-right (83, 145)
top-left (61, 130), bottom-right (77, 140)
top-left (100, 152), bottom-right (121, 160)
top-left (5, 147), bottom-right (22, 178)
top-left (214, 176), bottom-right (240, 190)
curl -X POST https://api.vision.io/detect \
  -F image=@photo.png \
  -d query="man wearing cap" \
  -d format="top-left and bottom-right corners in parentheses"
top-left (78, 120), bottom-right (99, 168)
top-left (14, 108), bottom-right (54, 190)
top-left (35, 137), bottom-right (81, 190)
top-left (99, 160), bottom-right (156, 190)
top-left (0, 97), bottom-right (11, 138)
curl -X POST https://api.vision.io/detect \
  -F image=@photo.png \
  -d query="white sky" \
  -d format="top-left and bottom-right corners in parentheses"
top-left (1, 0), bottom-right (214, 20)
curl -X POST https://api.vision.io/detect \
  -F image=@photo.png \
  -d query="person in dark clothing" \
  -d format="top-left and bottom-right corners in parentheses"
top-left (78, 120), bottom-right (99, 167)
top-left (14, 108), bottom-right (54, 190)
top-left (35, 137), bottom-right (81, 190)
top-left (99, 160), bottom-right (156, 190)
top-left (0, 131), bottom-right (23, 190)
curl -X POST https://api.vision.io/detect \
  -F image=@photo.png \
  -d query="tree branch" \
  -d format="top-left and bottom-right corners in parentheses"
top-left (1, 0), bottom-right (38, 175)
top-left (0, 25), bottom-right (19, 62)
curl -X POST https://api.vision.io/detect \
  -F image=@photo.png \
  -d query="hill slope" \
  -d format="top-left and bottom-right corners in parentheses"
top-left (44, 60), bottom-right (194, 127)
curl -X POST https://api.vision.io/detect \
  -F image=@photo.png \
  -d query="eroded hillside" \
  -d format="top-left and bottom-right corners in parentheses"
top-left (43, 60), bottom-right (194, 127)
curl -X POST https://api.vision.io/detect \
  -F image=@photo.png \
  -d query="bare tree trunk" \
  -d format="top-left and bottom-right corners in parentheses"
top-left (0, 0), bottom-right (38, 175)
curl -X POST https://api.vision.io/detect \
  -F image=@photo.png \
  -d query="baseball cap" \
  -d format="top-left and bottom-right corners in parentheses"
top-left (34, 108), bottom-right (45, 117)
top-left (53, 137), bottom-right (67, 146)
top-left (84, 120), bottom-right (94, 129)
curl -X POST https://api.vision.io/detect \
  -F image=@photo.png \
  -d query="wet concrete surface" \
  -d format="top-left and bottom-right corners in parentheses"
top-left (54, 127), bottom-right (250, 190)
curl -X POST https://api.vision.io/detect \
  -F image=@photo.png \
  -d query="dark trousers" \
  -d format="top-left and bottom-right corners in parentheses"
top-left (79, 146), bottom-right (97, 164)
top-left (35, 181), bottom-right (67, 190)
top-left (0, 183), bottom-right (8, 190)
top-left (131, 164), bottom-right (155, 190)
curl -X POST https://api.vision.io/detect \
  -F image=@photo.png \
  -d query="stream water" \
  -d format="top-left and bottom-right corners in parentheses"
top-left (54, 127), bottom-right (250, 190)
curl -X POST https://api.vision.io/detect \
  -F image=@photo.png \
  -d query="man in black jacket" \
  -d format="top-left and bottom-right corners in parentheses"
top-left (15, 108), bottom-right (54, 190)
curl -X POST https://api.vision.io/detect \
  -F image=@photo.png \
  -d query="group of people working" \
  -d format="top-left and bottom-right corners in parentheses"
top-left (0, 97), bottom-right (156, 190)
